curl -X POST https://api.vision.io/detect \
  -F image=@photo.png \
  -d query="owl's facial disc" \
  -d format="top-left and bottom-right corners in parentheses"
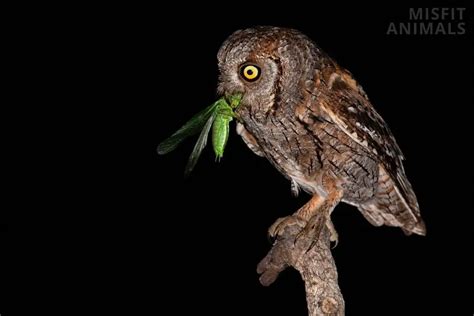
top-left (218, 57), bottom-right (280, 119)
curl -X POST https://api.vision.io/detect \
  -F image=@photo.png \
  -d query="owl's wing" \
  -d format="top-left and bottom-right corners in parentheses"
top-left (320, 74), bottom-right (404, 170)
top-left (319, 72), bottom-right (425, 235)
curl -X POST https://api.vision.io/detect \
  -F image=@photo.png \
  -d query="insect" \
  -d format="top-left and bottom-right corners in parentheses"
top-left (157, 94), bottom-right (242, 176)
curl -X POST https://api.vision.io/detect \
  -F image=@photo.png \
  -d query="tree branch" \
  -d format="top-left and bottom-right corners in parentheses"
top-left (257, 221), bottom-right (344, 315)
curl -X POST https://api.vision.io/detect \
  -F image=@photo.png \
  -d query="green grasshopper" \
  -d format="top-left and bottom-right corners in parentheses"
top-left (157, 94), bottom-right (242, 176)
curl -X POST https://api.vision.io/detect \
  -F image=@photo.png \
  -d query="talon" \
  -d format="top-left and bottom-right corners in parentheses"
top-left (294, 212), bottom-right (325, 249)
top-left (268, 215), bottom-right (306, 238)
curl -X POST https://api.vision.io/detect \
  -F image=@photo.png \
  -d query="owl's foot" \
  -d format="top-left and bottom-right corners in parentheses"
top-left (268, 215), bottom-right (307, 238)
top-left (268, 214), bottom-right (337, 247)
top-left (294, 212), bottom-right (338, 250)
top-left (294, 212), bottom-right (325, 247)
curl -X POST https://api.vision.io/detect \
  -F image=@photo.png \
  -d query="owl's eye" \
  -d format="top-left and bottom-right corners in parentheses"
top-left (240, 64), bottom-right (261, 82)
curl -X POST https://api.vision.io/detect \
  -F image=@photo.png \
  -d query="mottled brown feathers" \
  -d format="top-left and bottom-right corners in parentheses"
top-left (218, 26), bottom-right (425, 235)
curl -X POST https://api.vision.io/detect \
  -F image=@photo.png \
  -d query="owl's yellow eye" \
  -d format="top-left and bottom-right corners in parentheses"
top-left (240, 64), bottom-right (261, 82)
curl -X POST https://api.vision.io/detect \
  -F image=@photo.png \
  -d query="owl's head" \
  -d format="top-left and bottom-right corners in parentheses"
top-left (217, 26), bottom-right (320, 120)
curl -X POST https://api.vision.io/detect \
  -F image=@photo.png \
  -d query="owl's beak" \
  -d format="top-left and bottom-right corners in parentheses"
top-left (225, 93), bottom-right (243, 109)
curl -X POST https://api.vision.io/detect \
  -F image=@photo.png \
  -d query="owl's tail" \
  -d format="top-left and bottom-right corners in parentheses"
top-left (358, 165), bottom-right (426, 236)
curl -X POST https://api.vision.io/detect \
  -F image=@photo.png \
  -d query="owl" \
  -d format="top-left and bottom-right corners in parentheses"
top-left (217, 26), bottom-right (426, 240)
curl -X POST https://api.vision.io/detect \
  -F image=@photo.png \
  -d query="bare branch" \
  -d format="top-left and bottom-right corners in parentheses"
top-left (257, 222), bottom-right (344, 315)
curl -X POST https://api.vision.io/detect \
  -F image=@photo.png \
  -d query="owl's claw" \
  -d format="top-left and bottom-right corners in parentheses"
top-left (294, 212), bottom-right (325, 249)
top-left (268, 213), bottom-right (339, 251)
top-left (295, 213), bottom-right (339, 251)
top-left (268, 215), bottom-right (307, 238)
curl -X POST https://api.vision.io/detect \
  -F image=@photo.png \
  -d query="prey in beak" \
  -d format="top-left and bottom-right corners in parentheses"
top-left (157, 93), bottom-right (243, 176)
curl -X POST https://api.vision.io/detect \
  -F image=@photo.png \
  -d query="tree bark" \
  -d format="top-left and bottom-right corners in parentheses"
top-left (257, 221), bottom-right (344, 315)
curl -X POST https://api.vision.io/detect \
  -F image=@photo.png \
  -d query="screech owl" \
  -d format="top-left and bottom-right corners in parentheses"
top-left (217, 26), bottom-right (426, 238)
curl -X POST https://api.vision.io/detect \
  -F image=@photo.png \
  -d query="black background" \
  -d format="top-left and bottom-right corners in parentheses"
top-left (4, 2), bottom-right (472, 315)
